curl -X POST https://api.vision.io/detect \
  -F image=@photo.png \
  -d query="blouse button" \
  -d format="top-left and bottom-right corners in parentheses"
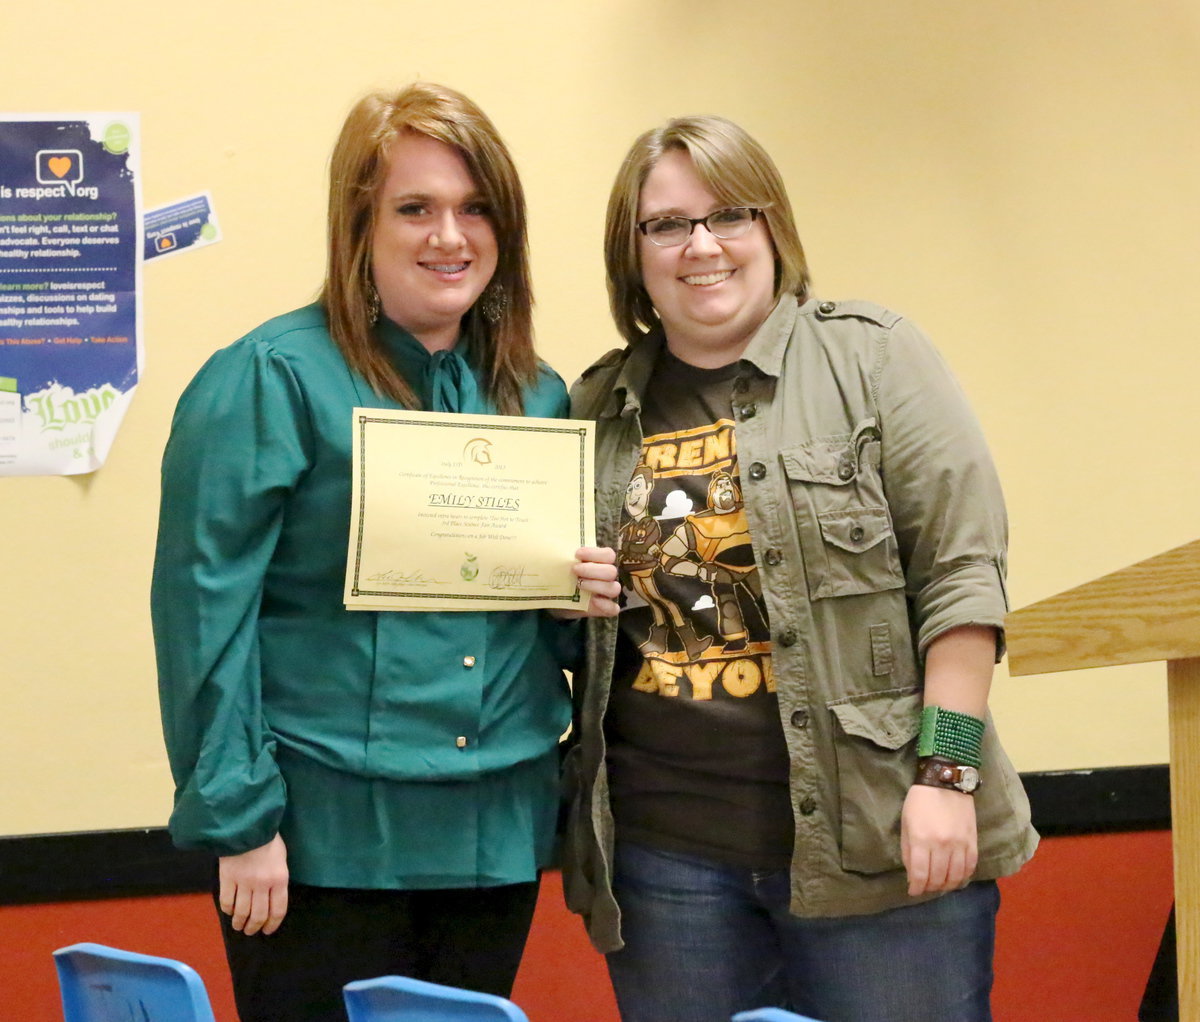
top-left (748, 462), bottom-right (766, 480)
top-left (463, 656), bottom-right (477, 668)
top-left (790, 708), bottom-right (809, 728)
top-left (849, 525), bottom-right (865, 543)
top-left (799, 796), bottom-right (818, 815)
top-left (764, 548), bottom-right (783, 566)
top-left (456, 736), bottom-right (468, 748)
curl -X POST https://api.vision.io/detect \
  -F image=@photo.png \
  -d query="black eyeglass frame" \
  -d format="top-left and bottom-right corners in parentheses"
top-left (635, 207), bottom-right (763, 247)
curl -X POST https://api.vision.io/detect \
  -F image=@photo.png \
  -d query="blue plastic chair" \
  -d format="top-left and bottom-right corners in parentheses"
top-left (343, 975), bottom-right (530, 1022)
top-left (732, 1009), bottom-right (822, 1022)
top-left (53, 942), bottom-right (216, 1022)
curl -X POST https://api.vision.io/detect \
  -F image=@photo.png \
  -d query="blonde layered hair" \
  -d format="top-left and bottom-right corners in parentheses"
top-left (604, 116), bottom-right (811, 346)
top-left (321, 83), bottom-right (537, 414)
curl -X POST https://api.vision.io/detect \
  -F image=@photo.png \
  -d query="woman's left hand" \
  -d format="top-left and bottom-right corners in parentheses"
top-left (900, 783), bottom-right (979, 896)
top-left (552, 546), bottom-right (621, 619)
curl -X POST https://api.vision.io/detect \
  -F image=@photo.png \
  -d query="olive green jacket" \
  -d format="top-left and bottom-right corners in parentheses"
top-left (563, 296), bottom-right (1038, 953)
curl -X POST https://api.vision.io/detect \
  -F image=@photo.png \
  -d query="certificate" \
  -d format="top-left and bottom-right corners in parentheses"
top-left (345, 408), bottom-right (594, 611)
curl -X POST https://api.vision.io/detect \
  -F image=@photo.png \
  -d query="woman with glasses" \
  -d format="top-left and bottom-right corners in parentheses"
top-left (151, 83), bottom-right (619, 1022)
top-left (563, 115), bottom-right (1037, 1022)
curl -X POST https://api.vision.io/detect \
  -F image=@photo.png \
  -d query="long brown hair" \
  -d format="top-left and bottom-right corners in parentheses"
top-left (605, 115), bottom-right (811, 347)
top-left (320, 83), bottom-right (537, 413)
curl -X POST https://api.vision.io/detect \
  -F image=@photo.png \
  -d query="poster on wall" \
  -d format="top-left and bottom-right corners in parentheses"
top-left (144, 192), bottom-right (221, 262)
top-left (0, 113), bottom-right (141, 477)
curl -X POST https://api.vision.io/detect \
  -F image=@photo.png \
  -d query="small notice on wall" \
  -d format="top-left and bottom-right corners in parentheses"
top-left (0, 113), bottom-right (142, 476)
top-left (144, 192), bottom-right (221, 262)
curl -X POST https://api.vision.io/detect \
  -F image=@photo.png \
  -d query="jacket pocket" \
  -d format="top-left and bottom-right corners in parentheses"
top-left (781, 422), bottom-right (905, 599)
top-left (828, 687), bottom-right (922, 874)
top-left (558, 743), bottom-right (596, 914)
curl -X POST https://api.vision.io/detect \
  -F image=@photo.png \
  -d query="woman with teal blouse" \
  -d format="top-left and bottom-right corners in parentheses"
top-left (151, 83), bottom-right (619, 1022)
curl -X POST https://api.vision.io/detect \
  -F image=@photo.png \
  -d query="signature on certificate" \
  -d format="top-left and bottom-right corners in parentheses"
top-left (487, 565), bottom-right (544, 591)
top-left (367, 568), bottom-right (436, 586)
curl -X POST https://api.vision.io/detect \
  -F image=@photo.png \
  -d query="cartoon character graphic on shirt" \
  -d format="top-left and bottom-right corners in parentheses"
top-left (617, 417), bottom-right (774, 704)
top-left (658, 470), bottom-right (764, 653)
top-left (618, 464), bottom-right (712, 658)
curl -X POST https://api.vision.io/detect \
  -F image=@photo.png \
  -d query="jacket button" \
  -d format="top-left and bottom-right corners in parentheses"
top-left (790, 708), bottom-right (809, 728)
top-left (456, 736), bottom-right (468, 748)
top-left (737, 403), bottom-right (757, 421)
top-left (748, 462), bottom-right (766, 480)
top-left (849, 525), bottom-right (865, 543)
top-left (818, 301), bottom-right (837, 315)
top-left (778, 629), bottom-right (797, 647)
top-left (764, 548), bottom-right (783, 566)
top-left (837, 457), bottom-right (854, 480)
top-left (799, 796), bottom-right (818, 815)
top-left (463, 656), bottom-right (477, 668)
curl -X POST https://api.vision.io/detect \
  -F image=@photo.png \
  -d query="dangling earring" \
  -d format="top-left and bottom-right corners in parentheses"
top-left (478, 284), bottom-right (508, 325)
top-left (366, 280), bottom-right (380, 326)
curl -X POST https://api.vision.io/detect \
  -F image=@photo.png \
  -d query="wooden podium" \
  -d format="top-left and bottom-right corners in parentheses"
top-left (1006, 538), bottom-right (1200, 1015)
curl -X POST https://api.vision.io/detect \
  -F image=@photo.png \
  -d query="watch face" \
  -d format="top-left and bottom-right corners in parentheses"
top-left (956, 766), bottom-right (981, 793)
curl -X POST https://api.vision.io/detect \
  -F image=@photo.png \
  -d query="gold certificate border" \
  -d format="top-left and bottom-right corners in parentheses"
top-left (348, 412), bottom-right (590, 605)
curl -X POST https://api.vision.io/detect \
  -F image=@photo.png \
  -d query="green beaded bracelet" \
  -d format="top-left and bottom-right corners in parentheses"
top-left (917, 705), bottom-right (985, 768)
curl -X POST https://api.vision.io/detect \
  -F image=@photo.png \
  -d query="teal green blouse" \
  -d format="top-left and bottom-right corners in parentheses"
top-left (152, 305), bottom-right (573, 889)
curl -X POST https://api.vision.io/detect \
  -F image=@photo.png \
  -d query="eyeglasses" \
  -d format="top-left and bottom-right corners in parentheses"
top-left (636, 207), bottom-right (762, 248)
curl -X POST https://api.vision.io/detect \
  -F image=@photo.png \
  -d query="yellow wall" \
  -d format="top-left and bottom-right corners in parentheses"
top-left (3, 0), bottom-right (1197, 836)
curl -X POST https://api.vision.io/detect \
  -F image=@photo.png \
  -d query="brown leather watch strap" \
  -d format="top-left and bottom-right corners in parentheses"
top-left (914, 756), bottom-right (981, 794)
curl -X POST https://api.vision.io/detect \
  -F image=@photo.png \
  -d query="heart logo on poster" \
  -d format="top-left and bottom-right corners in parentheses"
top-left (47, 156), bottom-right (73, 178)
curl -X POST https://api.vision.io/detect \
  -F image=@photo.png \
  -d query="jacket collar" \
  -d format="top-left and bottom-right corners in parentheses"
top-left (600, 294), bottom-right (802, 416)
top-left (740, 295), bottom-right (801, 379)
top-left (602, 329), bottom-right (666, 419)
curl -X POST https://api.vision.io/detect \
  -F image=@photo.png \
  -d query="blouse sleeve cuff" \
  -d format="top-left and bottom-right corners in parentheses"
top-left (168, 768), bottom-right (287, 857)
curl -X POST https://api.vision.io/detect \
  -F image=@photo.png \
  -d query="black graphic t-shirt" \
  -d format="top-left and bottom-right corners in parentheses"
top-left (606, 348), bottom-right (794, 868)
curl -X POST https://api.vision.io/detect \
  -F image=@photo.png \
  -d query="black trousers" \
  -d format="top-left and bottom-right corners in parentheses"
top-left (214, 877), bottom-right (541, 1022)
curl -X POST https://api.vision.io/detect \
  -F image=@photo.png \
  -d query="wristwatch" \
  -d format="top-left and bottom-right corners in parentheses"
top-left (915, 756), bottom-right (981, 794)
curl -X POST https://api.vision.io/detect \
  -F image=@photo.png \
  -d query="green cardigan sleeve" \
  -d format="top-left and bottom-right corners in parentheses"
top-left (151, 336), bottom-right (312, 854)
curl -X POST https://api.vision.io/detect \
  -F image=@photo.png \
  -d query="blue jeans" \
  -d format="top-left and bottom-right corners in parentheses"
top-left (606, 841), bottom-right (998, 1022)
